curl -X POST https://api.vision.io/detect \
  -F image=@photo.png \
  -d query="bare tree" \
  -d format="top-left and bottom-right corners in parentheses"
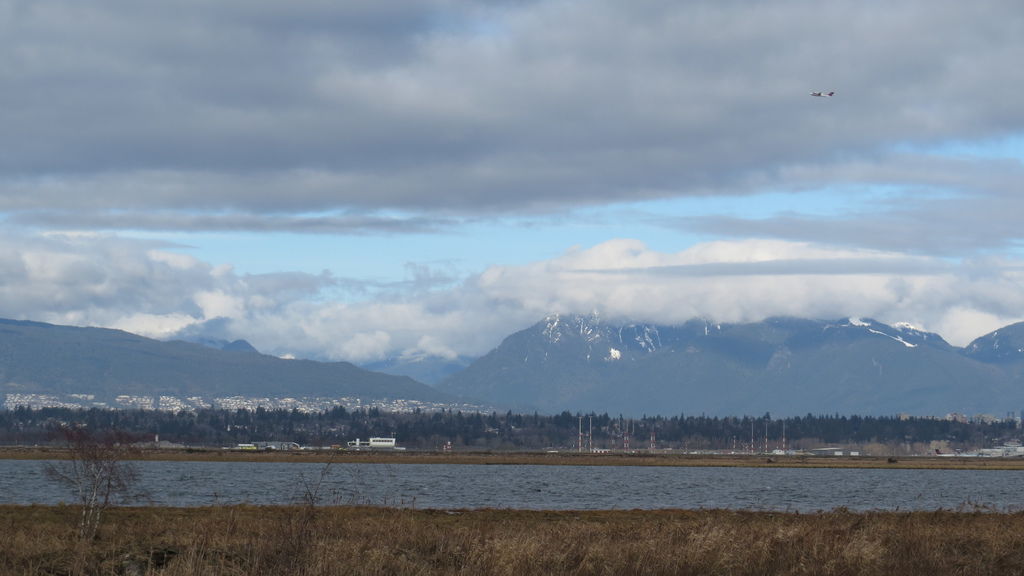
top-left (44, 425), bottom-right (140, 540)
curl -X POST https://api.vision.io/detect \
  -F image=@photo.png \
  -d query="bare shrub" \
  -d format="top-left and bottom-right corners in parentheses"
top-left (43, 425), bottom-right (140, 541)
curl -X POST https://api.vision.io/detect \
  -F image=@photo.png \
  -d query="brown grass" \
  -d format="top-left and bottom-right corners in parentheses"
top-left (3, 505), bottom-right (1024, 575)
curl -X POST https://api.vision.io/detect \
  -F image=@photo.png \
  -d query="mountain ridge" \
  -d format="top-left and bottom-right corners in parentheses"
top-left (0, 318), bottom-right (453, 409)
top-left (5, 315), bottom-right (1024, 417)
top-left (437, 314), bottom-right (1024, 417)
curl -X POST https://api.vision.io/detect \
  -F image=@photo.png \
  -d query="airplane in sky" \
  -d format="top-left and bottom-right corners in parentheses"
top-left (810, 91), bottom-right (835, 97)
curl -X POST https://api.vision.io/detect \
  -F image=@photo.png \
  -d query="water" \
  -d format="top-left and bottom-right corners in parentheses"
top-left (3, 459), bottom-right (1022, 512)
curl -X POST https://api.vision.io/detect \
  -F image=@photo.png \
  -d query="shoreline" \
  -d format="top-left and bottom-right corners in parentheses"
top-left (4, 445), bottom-right (1024, 469)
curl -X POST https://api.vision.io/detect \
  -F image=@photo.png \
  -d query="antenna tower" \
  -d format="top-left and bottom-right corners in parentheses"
top-left (782, 420), bottom-right (786, 452)
top-left (578, 416), bottom-right (583, 453)
top-left (588, 415), bottom-right (593, 452)
top-left (764, 419), bottom-right (768, 454)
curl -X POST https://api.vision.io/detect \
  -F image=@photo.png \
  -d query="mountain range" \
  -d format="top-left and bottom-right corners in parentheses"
top-left (3, 315), bottom-right (1024, 417)
top-left (436, 314), bottom-right (1024, 417)
top-left (0, 318), bottom-right (452, 408)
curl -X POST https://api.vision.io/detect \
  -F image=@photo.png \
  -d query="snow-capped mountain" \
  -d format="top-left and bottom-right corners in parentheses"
top-left (538, 312), bottom-right (678, 361)
top-left (438, 315), bottom-right (1017, 417)
top-left (964, 321), bottom-right (1024, 363)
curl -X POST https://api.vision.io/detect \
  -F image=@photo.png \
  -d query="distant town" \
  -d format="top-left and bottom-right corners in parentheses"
top-left (3, 393), bottom-right (487, 414)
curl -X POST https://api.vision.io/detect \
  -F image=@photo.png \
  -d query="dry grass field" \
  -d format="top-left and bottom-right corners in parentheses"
top-left (3, 504), bottom-right (1024, 575)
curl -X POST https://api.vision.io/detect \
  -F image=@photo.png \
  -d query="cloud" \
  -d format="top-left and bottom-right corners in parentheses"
top-left (2, 1), bottom-right (1023, 235)
top-left (0, 231), bottom-right (329, 338)
top-left (2, 233), bottom-right (1022, 363)
top-left (677, 152), bottom-right (1024, 254)
top-left (10, 204), bottom-right (458, 235)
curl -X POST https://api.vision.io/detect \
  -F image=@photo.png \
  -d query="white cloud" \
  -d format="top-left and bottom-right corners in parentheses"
top-left (337, 330), bottom-right (393, 361)
top-left (6, 232), bottom-right (1021, 363)
top-left (406, 336), bottom-right (459, 361)
top-left (110, 313), bottom-right (200, 339)
top-left (931, 308), bottom-right (1008, 350)
top-left (146, 249), bottom-right (199, 271)
top-left (194, 290), bottom-right (245, 321)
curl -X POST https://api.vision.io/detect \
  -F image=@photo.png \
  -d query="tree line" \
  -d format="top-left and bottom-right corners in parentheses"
top-left (0, 406), bottom-right (1018, 453)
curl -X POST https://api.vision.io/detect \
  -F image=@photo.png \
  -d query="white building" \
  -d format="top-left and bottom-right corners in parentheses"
top-left (347, 437), bottom-right (399, 449)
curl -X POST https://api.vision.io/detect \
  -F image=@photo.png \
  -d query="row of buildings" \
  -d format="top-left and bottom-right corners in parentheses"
top-left (4, 392), bottom-right (483, 414)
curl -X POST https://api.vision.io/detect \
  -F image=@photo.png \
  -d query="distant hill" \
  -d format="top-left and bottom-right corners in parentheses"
top-left (361, 355), bottom-right (475, 386)
top-left (181, 336), bottom-right (261, 354)
top-left (0, 318), bottom-right (452, 407)
top-left (437, 314), bottom-right (1021, 417)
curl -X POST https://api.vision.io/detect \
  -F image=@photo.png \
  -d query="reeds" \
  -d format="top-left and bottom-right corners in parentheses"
top-left (3, 505), bottom-right (1024, 575)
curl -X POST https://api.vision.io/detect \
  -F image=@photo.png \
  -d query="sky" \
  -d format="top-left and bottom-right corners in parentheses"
top-left (3, 0), bottom-right (1024, 364)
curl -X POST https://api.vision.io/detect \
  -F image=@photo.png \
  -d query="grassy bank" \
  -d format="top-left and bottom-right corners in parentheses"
top-left (5, 445), bottom-right (1024, 470)
top-left (3, 505), bottom-right (1024, 575)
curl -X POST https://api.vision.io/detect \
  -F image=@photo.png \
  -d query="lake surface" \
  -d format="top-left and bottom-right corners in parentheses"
top-left (3, 460), bottom-right (1023, 512)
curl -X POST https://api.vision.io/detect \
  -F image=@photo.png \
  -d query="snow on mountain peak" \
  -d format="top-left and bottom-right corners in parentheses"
top-left (840, 317), bottom-right (923, 347)
top-left (894, 322), bottom-right (923, 333)
top-left (542, 312), bottom-right (607, 345)
top-left (867, 327), bottom-right (918, 348)
top-left (542, 314), bottom-right (563, 343)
